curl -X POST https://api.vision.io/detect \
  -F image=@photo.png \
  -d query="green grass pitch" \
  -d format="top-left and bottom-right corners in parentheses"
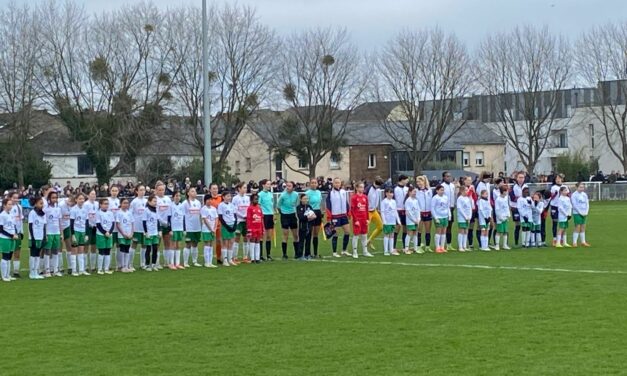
top-left (2, 201), bottom-right (626, 375)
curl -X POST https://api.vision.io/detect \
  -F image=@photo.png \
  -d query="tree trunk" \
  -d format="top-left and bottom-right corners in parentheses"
top-left (308, 165), bottom-right (317, 181)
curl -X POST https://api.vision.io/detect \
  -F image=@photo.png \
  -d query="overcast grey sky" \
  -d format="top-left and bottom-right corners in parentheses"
top-left (3, 0), bottom-right (626, 48)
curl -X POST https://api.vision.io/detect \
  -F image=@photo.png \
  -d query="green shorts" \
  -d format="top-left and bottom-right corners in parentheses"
top-left (63, 227), bottom-right (71, 239)
top-left (0, 237), bottom-right (15, 253)
top-left (573, 214), bottom-right (587, 226)
top-left (14, 235), bottom-right (22, 250)
top-left (31, 239), bottom-right (44, 249)
top-left (118, 236), bottom-right (132, 246)
top-left (496, 221), bottom-right (509, 234)
top-left (185, 232), bottom-right (201, 243)
top-left (96, 234), bottom-right (113, 249)
top-left (133, 232), bottom-right (145, 244)
top-left (406, 224), bottom-right (417, 231)
top-left (532, 224), bottom-right (541, 232)
top-left (89, 228), bottom-right (97, 245)
top-left (236, 221), bottom-right (247, 235)
top-left (202, 232), bottom-right (215, 242)
top-left (144, 235), bottom-right (160, 246)
top-left (383, 224), bottom-right (396, 235)
top-left (46, 234), bottom-right (61, 250)
top-left (521, 222), bottom-right (532, 230)
top-left (172, 231), bottom-right (185, 242)
top-left (435, 218), bottom-right (448, 228)
top-left (479, 223), bottom-right (490, 230)
top-left (221, 226), bottom-right (235, 240)
top-left (73, 231), bottom-right (87, 246)
top-left (457, 221), bottom-right (469, 229)
top-left (112, 232), bottom-right (118, 245)
top-left (559, 221), bottom-right (569, 229)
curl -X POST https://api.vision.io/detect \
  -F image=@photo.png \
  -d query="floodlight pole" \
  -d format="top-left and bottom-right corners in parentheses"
top-left (202, 0), bottom-right (212, 187)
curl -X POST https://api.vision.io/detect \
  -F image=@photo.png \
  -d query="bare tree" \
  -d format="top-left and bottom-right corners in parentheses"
top-left (0, 3), bottom-right (44, 186)
top-left (575, 22), bottom-right (627, 172)
top-left (265, 27), bottom-right (367, 179)
top-left (38, 1), bottom-right (181, 184)
top-left (170, 4), bottom-right (279, 182)
top-left (475, 25), bottom-right (572, 174)
top-left (373, 28), bottom-right (472, 175)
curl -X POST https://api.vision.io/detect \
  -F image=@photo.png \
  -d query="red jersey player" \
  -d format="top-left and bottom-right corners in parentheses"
top-left (350, 182), bottom-right (373, 258)
top-left (246, 193), bottom-right (264, 264)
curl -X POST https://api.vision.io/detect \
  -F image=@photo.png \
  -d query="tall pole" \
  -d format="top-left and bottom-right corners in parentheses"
top-left (202, 0), bottom-right (212, 186)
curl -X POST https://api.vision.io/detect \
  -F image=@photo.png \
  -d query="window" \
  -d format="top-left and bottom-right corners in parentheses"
top-left (462, 152), bottom-right (470, 167)
top-left (298, 158), bottom-right (308, 169)
top-left (330, 153), bottom-right (340, 169)
top-left (77, 155), bottom-right (94, 175)
top-left (245, 157), bottom-right (252, 172)
top-left (274, 155), bottom-right (282, 173)
top-left (558, 132), bottom-right (568, 148)
top-left (475, 151), bottom-right (484, 167)
top-left (368, 153), bottom-right (376, 169)
top-left (589, 124), bottom-right (595, 149)
top-left (235, 160), bottom-right (241, 174)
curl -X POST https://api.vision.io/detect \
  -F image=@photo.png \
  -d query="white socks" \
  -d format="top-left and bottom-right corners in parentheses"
top-left (580, 232), bottom-right (586, 243)
top-left (97, 254), bottom-right (104, 271)
top-left (352, 236), bottom-right (359, 252)
top-left (573, 232), bottom-right (579, 245)
top-left (383, 237), bottom-right (389, 254)
top-left (104, 255), bottom-right (111, 271)
top-left (175, 250), bottom-right (181, 266)
top-left (361, 235), bottom-right (368, 254)
top-left (70, 255), bottom-right (77, 273)
top-left (183, 248), bottom-right (190, 266)
top-left (254, 242), bottom-right (261, 260)
top-left (128, 249), bottom-right (135, 268)
top-left (13, 260), bottom-right (19, 274)
top-left (404, 234), bottom-right (410, 249)
top-left (116, 250), bottom-right (123, 268)
top-left (44, 255), bottom-right (50, 273)
top-left (1, 259), bottom-right (8, 280)
top-left (457, 234), bottom-right (465, 249)
top-left (233, 242), bottom-right (239, 259)
top-left (536, 233), bottom-right (542, 246)
top-left (140, 248), bottom-right (146, 267)
top-left (480, 235), bottom-right (488, 249)
top-left (203, 246), bottom-right (213, 265)
top-left (89, 253), bottom-right (96, 269)
top-left (78, 254), bottom-right (85, 273)
top-left (191, 247), bottom-right (198, 263)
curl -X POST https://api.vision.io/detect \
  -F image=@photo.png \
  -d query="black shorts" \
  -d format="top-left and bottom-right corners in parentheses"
top-left (420, 212), bottom-right (432, 222)
top-left (263, 215), bottom-right (275, 230)
top-left (398, 210), bottom-right (406, 226)
top-left (330, 216), bottom-right (349, 227)
top-left (469, 211), bottom-right (478, 223)
top-left (511, 208), bottom-right (520, 222)
top-left (312, 210), bottom-right (322, 226)
top-left (550, 206), bottom-right (559, 220)
top-left (280, 213), bottom-right (298, 230)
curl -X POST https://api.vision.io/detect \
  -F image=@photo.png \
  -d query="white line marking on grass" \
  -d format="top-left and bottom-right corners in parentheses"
top-left (314, 259), bottom-right (627, 275)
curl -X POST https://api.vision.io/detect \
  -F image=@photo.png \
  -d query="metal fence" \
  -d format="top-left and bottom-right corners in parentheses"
top-left (523, 182), bottom-right (627, 201)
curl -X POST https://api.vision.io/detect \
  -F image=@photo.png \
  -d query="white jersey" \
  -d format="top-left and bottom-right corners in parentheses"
top-left (116, 209), bottom-right (134, 237)
top-left (0, 211), bottom-right (17, 239)
top-left (108, 197), bottom-right (120, 232)
top-left (170, 202), bottom-right (185, 232)
top-left (28, 210), bottom-right (46, 240)
top-left (157, 195), bottom-right (172, 225)
top-left (476, 181), bottom-right (491, 200)
top-left (492, 187), bottom-right (501, 207)
top-left (509, 183), bottom-right (528, 208)
top-left (571, 191), bottom-right (589, 216)
top-left (60, 201), bottom-right (72, 230)
top-left (84, 200), bottom-right (98, 227)
top-left (431, 195), bottom-right (451, 220)
top-left (96, 210), bottom-right (115, 235)
top-left (130, 197), bottom-right (147, 233)
top-left (558, 196), bottom-right (572, 222)
top-left (143, 208), bottom-right (160, 236)
top-left (367, 186), bottom-right (381, 212)
top-left (478, 199), bottom-right (492, 226)
top-left (232, 194), bottom-right (250, 222)
top-left (550, 184), bottom-right (569, 207)
top-left (201, 205), bottom-right (218, 233)
top-left (517, 196), bottom-right (533, 223)
top-left (44, 204), bottom-right (62, 235)
top-left (10, 204), bottom-right (23, 234)
top-left (182, 199), bottom-right (202, 232)
top-left (416, 188), bottom-right (432, 212)
top-left (495, 196), bottom-right (510, 224)
top-left (405, 197), bottom-right (421, 226)
top-left (217, 202), bottom-right (236, 226)
top-left (531, 200), bottom-right (544, 226)
top-left (380, 198), bottom-right (400, 226)
top-left (442, 182), bottom-right (456, 208)
top-left (394, 185), bottom-right (408, 210)
top-left (70, 205), bottom-right (89, 232)
top-left (327, 189), bottom-right (349, 216)
top-left (456, 196), bottom-right (472, 222)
